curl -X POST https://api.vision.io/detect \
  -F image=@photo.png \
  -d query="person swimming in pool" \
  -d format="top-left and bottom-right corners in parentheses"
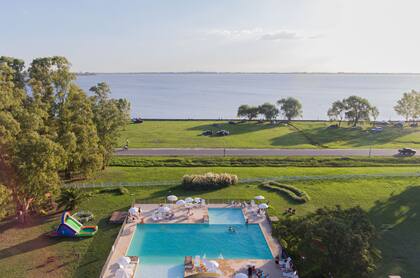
top-left (228, 226), bottom-right (236, 233)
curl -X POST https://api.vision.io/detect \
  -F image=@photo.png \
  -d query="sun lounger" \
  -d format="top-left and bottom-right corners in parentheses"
top-left (194, 255), bottom-right (201, 268)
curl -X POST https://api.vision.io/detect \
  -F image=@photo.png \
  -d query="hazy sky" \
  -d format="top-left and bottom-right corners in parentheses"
top-left (2, 0), bottom-right (419, 72)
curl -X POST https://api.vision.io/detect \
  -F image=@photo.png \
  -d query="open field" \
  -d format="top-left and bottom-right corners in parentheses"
top-left (118, 120), bottom-right (420, 149)
top-left (1, 166), bottom-right (419, 277)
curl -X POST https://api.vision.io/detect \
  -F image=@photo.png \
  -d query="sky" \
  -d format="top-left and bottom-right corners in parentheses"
top-left (1, 0), bottom-right (420, 73)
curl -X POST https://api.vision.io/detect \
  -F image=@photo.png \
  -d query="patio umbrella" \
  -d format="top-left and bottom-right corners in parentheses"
top-left (128, 207), bottom-right (138, 215)
top-left (116, 256), bottom-right (130, 267)
top-left (167, 195), bottom-right (178, 202)
top-left (185, 197), bottom-right (194, 203)
top-left (194, 197), bottom-right (201, 203)
top-left (115, 268), bottom-right (131, 278)
top-left (234, 273), bottom-right (248, 278)
top-left (255, 195), bottom-right (265, 200)
top-left (158, 206), bottom-right (171, 213)
top-left (208, 260), bottom-right (219, 268)
top-left (176, 200), bottom-right (186, 206)
top-left (258, 203), bottom-right (269, 209)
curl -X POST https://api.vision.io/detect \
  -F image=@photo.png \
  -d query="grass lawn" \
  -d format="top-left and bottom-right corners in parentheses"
top-left (118, 120), bottom-right (420, 149)
top-left (1, 166), bottom-right (420, 277)
top-left (90, 166), bottom-right (420, 184)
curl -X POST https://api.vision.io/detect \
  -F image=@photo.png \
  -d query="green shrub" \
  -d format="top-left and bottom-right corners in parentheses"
top-left (57, 187), bottom-right (92, 210)
top-left (262, 181), bottom-right (310, 203)
top-left (118, 187), bottom-right (129, 195)
top-left (182, 172), bottom-right (238, 189)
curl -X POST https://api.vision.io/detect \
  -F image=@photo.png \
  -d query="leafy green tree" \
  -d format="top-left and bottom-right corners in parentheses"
top-left (258, 103), bottom-right (279, 121)
top-left (59, 84), bottom-right (102, 178)
top-left (13, 132), bottom-right (65, 223)
top-left (327, 100), bottom-right (346, 127)
top-left (394, 90), bottom-right (420, 122)
top-left (273, 206), bottom-right (380, 278)
top-left (57, 187), bottom-right (91, 210)
top-left (90, 82), bottom-right (130, 168)
top-left (237, 104), bottom-right (259, 120)
top-left (0, 184), bottom-right (11, 220)
top-left (342, 96), bottom-right (377, 127)
top-left (277, 97), bottom-right (303, 121)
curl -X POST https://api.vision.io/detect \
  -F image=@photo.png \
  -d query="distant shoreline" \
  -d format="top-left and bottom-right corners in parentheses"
top-left (76, 72), bottom-right (420, 75)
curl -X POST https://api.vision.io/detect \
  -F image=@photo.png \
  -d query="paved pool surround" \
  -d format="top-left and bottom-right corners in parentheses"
top-left (100, 203), bottom-right (282, 278)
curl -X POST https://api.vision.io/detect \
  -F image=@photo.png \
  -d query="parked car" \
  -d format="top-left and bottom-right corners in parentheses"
top-left (131, 118), bottom-right (143, 124)
top-left (327, 124), bottom-right (339, 129)
top-left (216, 130), bottom-right (230, 136)
top-left (410, 122), bottom-right (418, 128)
top-left (228, 121), bottom-right (237, 125)
top-left (201, 130), bottom-right (213, 136)
top-left (398, 148), bottom-right (416, 156)
top-left (371, 127), bottom-right (383, 133)
top-left (394, 122), bottom-right (404, 128)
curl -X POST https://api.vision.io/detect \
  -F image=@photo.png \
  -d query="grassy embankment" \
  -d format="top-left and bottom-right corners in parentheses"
top-left (1, 164), bottom-right (420, 277)
top-left (118, 120), bottom-right (420, 149)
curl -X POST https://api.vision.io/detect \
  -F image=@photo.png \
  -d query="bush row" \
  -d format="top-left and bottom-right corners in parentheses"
top-left (261, 181), bottom-right (310, 203)
top-left (109, 156), bottom-right (420, 168)
top-left (182, 172), bottom-right (238, 189)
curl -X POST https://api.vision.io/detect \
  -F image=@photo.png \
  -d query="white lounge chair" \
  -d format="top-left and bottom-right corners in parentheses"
top-left (194, 255), bottom-right (200, 268)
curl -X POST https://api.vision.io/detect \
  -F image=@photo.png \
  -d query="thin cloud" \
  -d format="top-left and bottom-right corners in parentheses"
top-left (260, 31), bottom-right (301, 40)
top-left (205, 28), bottom-right (322, 41)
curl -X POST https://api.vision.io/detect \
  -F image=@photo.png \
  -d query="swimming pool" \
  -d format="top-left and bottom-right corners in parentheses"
top-left (126, 209), bottom-right (272, 278)
top-left (208, 208), bottom-right (245, 224)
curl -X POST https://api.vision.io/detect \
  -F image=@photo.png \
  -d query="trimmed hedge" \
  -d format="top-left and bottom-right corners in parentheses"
top-left (261, 181), bottom-right (310, 203)
top-left (182, 172), bottom-right (238, 189)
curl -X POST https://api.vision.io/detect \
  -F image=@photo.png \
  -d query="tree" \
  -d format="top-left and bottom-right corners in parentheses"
top-left (342, 96), bottom-right (377, 127)
top-left (273, 206), bottom-right (380, 278)
top-left (394, 90), bottom-right (420, 123)
top-left (58, 85), bottom-right (102, 178)
top-left (277, 97), bottom-right (302, 121)
top-left (237, 104), bottom-right (259, 120)
top-left (13, 132), bottom-right (65, 223)
top-left (57, 187), bottom-right (91, 210)
top-left (258, 103), bottom-right (279, 121)
top-left (0, 184), bottom-right (11, 220)
top-left (90, 82), bottom-right (130, 168)
top-left (0, 56), bottom-right (130, 223)
top-left (327, 100), bottom-right (346, 127)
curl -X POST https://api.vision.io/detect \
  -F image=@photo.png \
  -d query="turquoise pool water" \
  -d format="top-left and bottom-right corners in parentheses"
top-left (127, 209), bottom-right (272, 278)
top-left (208, 208), bottom-right (245, 224)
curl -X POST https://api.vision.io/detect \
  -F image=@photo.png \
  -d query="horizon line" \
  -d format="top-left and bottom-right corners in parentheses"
top-left (75, 71), bottom-right (420, 75)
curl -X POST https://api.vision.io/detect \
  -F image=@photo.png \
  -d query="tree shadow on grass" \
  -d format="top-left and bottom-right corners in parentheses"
top-left (187, 121), bottom-right (284, 136)
top-left (369, 185), bottom-right (420, 277)
top-left (299, 126), bottom-right (419, 148)
top-left (0, 212), bottom-right (60, 235)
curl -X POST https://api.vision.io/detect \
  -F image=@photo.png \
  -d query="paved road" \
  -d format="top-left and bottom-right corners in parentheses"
top-left (115, 148), bottom-right (411, 157)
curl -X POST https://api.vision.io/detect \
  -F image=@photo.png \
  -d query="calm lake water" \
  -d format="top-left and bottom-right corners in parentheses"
top-left (76, 73), bottom-right (420, 120)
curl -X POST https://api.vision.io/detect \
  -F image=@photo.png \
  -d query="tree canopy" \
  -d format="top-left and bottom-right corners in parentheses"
top-left (277, 97), bottom-right (303, 121)
top-left (237, 104), bottom-right (259, 120)
top-left (327, 100), bottom-right (346, 127)
top-left (0, 56), bottom-right (130, 222)
top-left (258, 102), bottom-right (279, 121)
top-left (273, 206), bottom-right (380, 278)
top-left (394, 90), bottom-right (420, 122)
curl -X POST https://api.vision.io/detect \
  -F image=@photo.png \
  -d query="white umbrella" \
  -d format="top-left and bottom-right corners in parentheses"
top-left (158, 206), bottom-right (171, 213)
top-left (255, 195), bottom-right (265, 200)
top-left (167, 195), bottom-right (178, 202)
top-left (258, 203), bottom-right (269, 209)
top-left (128, 207), bottom-right (139, 215)
top-left (208, 260), bottom-right (219, 268)
top-left (115, 268), bottom-right (131, 278)
top-left (185, 197), bottom-right (194, 203)
top-left (176, 200), bottom-right (186, 206)
top-left (116, 256), bottom-right (130, 267)
top-left (234, 273), bottom-right (248, 278)
top-left (194, 197), bottom-right (201, 203)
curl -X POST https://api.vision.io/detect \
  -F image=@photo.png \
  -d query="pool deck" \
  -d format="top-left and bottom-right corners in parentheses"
top-left (100, 203), bottom-right (283, 278)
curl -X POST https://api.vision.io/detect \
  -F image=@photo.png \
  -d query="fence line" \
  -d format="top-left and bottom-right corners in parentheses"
top-left (65, 172), bottom-right (420, 189)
